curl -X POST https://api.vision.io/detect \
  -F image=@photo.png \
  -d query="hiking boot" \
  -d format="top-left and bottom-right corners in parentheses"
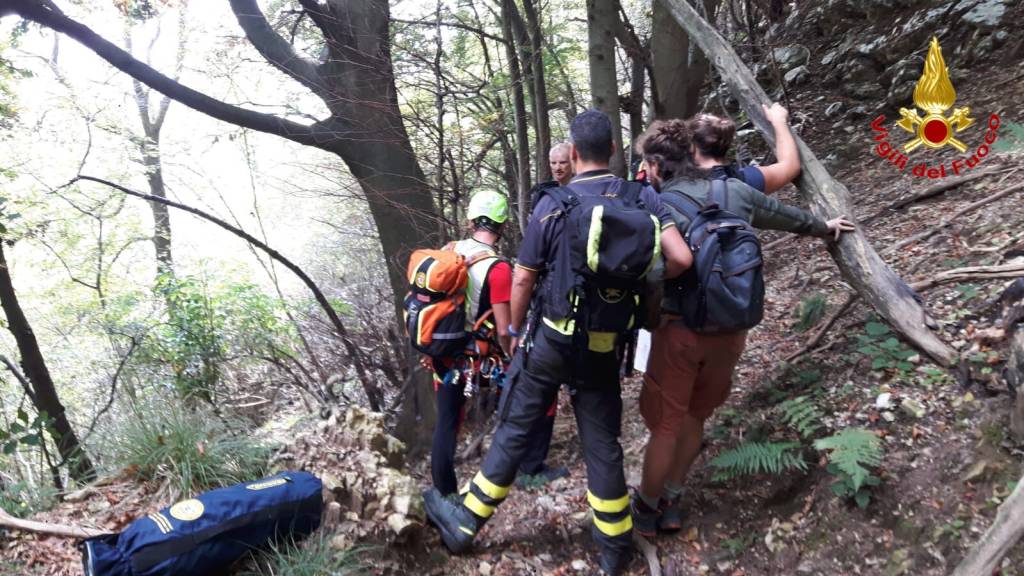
top-left (422, 488), bottom-right (477, 554)
top-left (597, 545), bottom-right (633, 575)
top-left (630, 493), bottom-right (660, 538)
top-left (515, 464), bottom-right (570, 487)
top-left (657, 495), bottom-right (684, 532)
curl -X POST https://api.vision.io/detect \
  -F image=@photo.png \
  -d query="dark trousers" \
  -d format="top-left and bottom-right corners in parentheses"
top-left (433, 382), bottom-right (558, 495)
top-left (432, 380), bottom-right (467, 496)
top-left (518, 404), bottom-right (556, 475)
top-left (464, 325), bottom-right (632, 555)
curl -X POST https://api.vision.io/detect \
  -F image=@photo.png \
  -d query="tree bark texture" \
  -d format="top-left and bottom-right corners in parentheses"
top-left (657, 0), bottom-right (957, 366)
top-left (651, 0), bottom-right (712, 120)
top-left (12, 0), bottom-right (437, 324)
top-left (521, 0), bottom-right (551, 184)
top-left (951, 470), bottom-right (1024, 576)
top-left (0, 241), bottom-right (95, 482)
top-left (500, 0), bottom-right (532, 232)
top-left (586, 0), bottom-right (625, 176)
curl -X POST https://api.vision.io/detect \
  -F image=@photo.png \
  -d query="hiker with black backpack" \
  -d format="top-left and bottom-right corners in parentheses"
top-left (688, 103), bottom-right (800, 194)
top-left (423, 110), bottom-right (694, 575)
top-left (629, 118), bottom-right (855, 536)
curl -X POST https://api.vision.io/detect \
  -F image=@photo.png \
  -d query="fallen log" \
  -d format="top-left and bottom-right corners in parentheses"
top-left (885, 182), bottom-right (1024, 256)
top-left (889, 167), bottom-right (1009, 210)
top-left (0, 507), bottom-right (106, 539)
top-left (909, 262), bottom-right (1024, 292)
top-left (658, 0), bottom-right (956, 366)
top-left (951, 471), bottom-right (1024, 576)
top-left (1009, 329), bottom-right (1024, 440)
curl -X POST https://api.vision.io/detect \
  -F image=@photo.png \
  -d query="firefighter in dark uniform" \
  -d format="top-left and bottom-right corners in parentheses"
top-left (423, 110), bottom-right (693, 574)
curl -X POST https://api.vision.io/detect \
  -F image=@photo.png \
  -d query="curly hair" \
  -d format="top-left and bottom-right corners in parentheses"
top-left (686, 113), bottom-right (736, 160)
top-left (636, 119), bottom-right (705, 182)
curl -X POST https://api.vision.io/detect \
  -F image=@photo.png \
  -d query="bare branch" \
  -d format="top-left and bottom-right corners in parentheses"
top-left (226, 0), bottom-right (325, 96)
top-left (10, 0), bottom-right (329, 148)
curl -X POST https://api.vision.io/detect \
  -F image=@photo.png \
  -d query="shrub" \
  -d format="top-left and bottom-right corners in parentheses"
top-left (115, 404), bottom-right (270, 495)
top-left (855, 321), bottom-right (916, 374)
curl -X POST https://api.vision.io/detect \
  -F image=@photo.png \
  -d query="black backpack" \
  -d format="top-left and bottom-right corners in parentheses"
top-left (538, 179), bottom-right (661, 338)
top-left (661, 179), bottom-right (765, 333)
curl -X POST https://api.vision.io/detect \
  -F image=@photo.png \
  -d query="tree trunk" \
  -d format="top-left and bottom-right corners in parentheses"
top-left (12, 0), bottom-right (437, 327)
top-left (651, 0), bottom-right (713, 120)
top-left (586, 0), bottom-right (625, 176)
top-left (951, 471), bottom-right (1024, 576)
top-left (500, 0), bottom-right (532, 232)
top-left (522, 0), bottom-right (551, 184)
top-left (657, 0), bottom-right (957, 366)
top-left (0, 241), bottom-right (95, 482)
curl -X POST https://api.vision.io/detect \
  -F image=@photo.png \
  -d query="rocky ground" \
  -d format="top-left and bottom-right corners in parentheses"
top-left (3, 0), bottom-right (1023, 575)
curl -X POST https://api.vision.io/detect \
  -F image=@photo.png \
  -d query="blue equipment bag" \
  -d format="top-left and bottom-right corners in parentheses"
top-left (79, 471), bottom-right (323, 576)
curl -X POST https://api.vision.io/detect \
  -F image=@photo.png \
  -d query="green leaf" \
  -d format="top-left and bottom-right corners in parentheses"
top-left (871, 357), bottom-right (891, 370)
top-left (865, 322), bottom-right (890, 336)
top-left (19, 433), bottom-right (40, 446)
top-left (16, 408), bottom-right (28, 422)
top-left (880, 338), bottom-right (901, 350)
top-left (854, 490), bottom-right (871, 509)
top-left (831, 481), bottom-right (851, 497)
top-left (9, 422), bottom-right (24, 435)
top-left (2, 441), bottom-right (17, 455)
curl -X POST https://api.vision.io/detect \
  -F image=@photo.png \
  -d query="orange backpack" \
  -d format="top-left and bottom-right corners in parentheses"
top-left (404, 247), bottom-right (493, 357)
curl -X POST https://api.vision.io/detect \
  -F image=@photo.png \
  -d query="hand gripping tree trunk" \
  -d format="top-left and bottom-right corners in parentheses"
top-left (9, 0), bottom-right (436, 325)
top-left (0, 241), bottom-right (96, 482)
top-left (657, 0), bottom-right (956, 365)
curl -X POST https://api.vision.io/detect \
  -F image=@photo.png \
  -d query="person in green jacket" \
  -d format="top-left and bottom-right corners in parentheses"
top-left (630, 117), bottom-right (855, 537)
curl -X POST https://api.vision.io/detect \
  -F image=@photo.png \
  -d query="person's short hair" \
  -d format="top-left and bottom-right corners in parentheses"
top-left (549, 141), bottom-right (571, 159)
top-left (570, 110), bottom-right (613, 163)
top-left (686, 114), bottom-right (737, 160)
top-left (636, 119), bottom-right (703, 182)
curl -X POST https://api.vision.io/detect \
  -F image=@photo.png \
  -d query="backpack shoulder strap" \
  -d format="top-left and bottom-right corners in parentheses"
top-left (709, 178), bottom-right (729, 211)
top-left (618, 180), bottom-right (645, 205)
top-left (662, 187), bottom-right (704, 224)
top-left (465, 249), bottom-right (498, 268)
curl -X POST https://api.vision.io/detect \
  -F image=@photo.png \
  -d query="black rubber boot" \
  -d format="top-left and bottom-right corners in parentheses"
top-left (422, 488), bottom-right (478, 554)
top-left (597, 544), bottom-right (633, 575)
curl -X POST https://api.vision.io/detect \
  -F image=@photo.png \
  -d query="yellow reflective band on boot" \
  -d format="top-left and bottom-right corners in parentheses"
top-left (473, 472), bottom-right (510, 500)
top-left (593, 514), bottom-right (633, 537)
top-left (464, 492), bottom-right (496, 518)
top-left (587, 491), bottom-right (629, 513)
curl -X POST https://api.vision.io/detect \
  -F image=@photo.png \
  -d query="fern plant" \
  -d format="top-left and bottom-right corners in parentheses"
top-left (778, 396), bottom-right (823, 438)
top-left (710, 441), bottom-right (807, 481)
top-left (813, 428), bottom-right (883, 508)
top-left (794, 293), bottom-right (827, 332)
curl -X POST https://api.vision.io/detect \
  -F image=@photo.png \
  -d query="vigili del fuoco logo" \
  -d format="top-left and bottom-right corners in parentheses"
top-left (870, 37), bottom-right (1001, 179)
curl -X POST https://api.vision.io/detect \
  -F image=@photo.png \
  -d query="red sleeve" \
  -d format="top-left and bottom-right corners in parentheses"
top-left (487, 261), bottom-right (512, 305)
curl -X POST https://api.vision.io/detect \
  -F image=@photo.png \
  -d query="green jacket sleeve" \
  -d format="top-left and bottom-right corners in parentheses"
top-left (745, 188), bottom-right (830, 237)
